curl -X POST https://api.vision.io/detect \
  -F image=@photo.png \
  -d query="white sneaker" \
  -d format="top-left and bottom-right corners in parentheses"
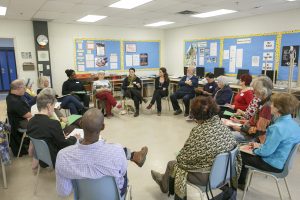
top-left (185, 115), bottom-right (194, 121)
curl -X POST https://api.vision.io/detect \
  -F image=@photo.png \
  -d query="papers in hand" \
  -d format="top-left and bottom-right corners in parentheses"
top-left (73, 91), bottom-right (86, 94)
top-left (55, 102), bottom-right (61, 109)
top-left (67, 128), bottom-right (84, 139)
top-left (56, 94), bottom-right (71, 99)
top-left (221, 118), bottom-right (242, 127)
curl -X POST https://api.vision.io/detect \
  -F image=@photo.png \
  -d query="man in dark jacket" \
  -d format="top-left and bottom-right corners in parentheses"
top-left (170, 66), bottom-right (198, 117)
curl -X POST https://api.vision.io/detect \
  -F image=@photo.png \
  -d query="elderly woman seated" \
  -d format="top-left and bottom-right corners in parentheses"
top-left (151, 96), bottom-right (240, 200)
top-left (93, 71), bottom-right (121, 118)
top-left (230, 76), bottom-right (273, 143)
top-left (238, 93), bottom-right (300, 190)
top-left (214, 75), bottom-right (233, 106)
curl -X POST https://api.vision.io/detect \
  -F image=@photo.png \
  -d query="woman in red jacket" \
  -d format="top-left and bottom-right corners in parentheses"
top-left (227, 74), bottom-right (254, 111)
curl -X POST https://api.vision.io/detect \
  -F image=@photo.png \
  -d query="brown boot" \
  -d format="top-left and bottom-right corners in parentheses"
top-left (131, 146), bottom-right (148, 167)
top-left (151, 170), bottom-right (168, 193)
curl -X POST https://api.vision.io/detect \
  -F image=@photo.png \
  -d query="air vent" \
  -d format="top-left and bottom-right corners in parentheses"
top-left (177, 10), bottom-right (198, 15)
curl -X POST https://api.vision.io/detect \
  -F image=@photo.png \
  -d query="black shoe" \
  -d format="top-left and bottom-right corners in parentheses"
top-left (174, 109), bottom-right (183, 115)
top-left (134, 112), bottom-right (139, 117)
top-left (184, 113), bottom-right (189, 117)
top-left (157, 112), bottom-right (161, 116)
top-left (143, 98), bottom-right (148, 104)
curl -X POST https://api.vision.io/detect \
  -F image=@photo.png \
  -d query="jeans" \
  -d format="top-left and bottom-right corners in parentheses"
top-left (73, 94), bottom-right (90, 107)
top-left (170, 91), bottom-right (195, 114)
top-left (59, 95), bottom-right (84, 114)
top-left (150, 89), bottom-right (168, 112)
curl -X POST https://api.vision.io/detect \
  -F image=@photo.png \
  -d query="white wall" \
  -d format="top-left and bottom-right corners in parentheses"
top-left (0, 19), bottom-right (37, 89)
top-left (165, 8), bottom-right (300, 76)
top-left (48, 23), bottom-right (165, 94)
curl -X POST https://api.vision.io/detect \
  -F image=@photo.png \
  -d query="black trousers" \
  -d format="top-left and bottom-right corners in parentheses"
top-left (238, 152), bottom-right (282, 184)
top-left (150, 89), bottom-right (168, 112)
top-left (124, 88), bottom-right (143, 112)
top-left (73, 94), bottom-right (90, 107)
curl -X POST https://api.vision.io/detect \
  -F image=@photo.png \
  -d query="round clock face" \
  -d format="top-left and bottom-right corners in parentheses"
top-left (37, 35), bottom-right (48, 46)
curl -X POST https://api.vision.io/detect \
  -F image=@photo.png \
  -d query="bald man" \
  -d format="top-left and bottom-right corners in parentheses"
top-left (6, 79), bottom-right (32, 156)
top-left (55, 108), bottom-right (147, 197)
top-left (170, 66), bottom-right (198, 117)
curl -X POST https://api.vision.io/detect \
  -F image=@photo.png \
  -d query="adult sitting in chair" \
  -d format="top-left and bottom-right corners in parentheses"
top-left (122, 68), bottom-right (147, 117)
top-left (62, 69), bottom-right (90, 108)
top-left (230, 76), bottom-right (273, 144)
top-left (214, 75), bottom-right (233, 106)
top-left (225, 74), bottom-right (253, 112)
top-left (151, 96), bottom-right (240, 200)
top-left (195, 72), bottom-right (218, 97)
top-left (93, 71), bottom-right (121, 118)
top-left (38, 76), bottom-right (87, 115)
top-left (6, 79), bottom-right (32, 157)
top-left (146, 67), bottom-right (170, 116)
top-left (27, 92), bottom-right (79, 167)
top-left (55, 108), bottom-right (148, 198)
top-left (238, 93), bottom-right (300, 190)
top-left (170, 66), bottom-right (198, 117)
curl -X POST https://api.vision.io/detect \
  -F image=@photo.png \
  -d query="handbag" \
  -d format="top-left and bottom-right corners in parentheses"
top-left (205, 150), bottom-right (237, 200)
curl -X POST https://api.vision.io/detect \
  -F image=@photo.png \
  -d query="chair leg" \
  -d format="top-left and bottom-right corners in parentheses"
top-left (34, 165), bottom-right (41, 195)
top-left (248, 171), bottom-right (254, 188)
top-left (275, 179), bottom-right (283, 200)
top-left (17, 132), bottom-right (26, 158)
top-left (1, 158), bottom-right (7, 189)
top-left (242, 171), bottom-right (253, 200)
top-left (284, 178), bottom-right (292, 200)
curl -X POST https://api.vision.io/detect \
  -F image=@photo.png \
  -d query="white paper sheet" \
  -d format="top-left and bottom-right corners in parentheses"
top-left (86, 54), bottom-right (94, 61)
top-left (262, 63), bottom-right (273, 70)
top-left (38, 64), bottom-right (43, 72)
top-left (110, 63), bottom-right (118, 69)
top-left (263, 52), bottom-right (274, 61)
top-left (223, 50), bottom-right (229, 59)
top-left (237, 38), bottom-right (251, 44)
top-left (110, 53), bottom-right (118, 63)
top-left (132, 54), bottom-right (140, 66)
top-left (87, 43), bottom-right (94, 50)
top-left (37, 51), bottom-right (49, 62)
top-left (126, 44), bottom-right (136, 53)
top-left (199, 56), bottom-right (204, 66)
top-left (198, 42), bottom-right (207, 48)
top-left (264, 41), bottom-right (275, 50)
top-left (210, 42), bottom-right (218, 56)
top-left (229, 46), bottom-right (237, 73)
top-left (86, 60), bottom-right (95, 68)
top-left (236, 49), bottom-right (243, 68)
top-left (68, 128), bottom-right (84, 139)
top-left (252, 56), bottom-right (260, 67)
top-left (126, 55), bottom-right (133, 67)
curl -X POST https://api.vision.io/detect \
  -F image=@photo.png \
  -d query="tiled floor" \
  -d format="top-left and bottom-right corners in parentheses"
top-left (0, 99), bottom-right (299, 200)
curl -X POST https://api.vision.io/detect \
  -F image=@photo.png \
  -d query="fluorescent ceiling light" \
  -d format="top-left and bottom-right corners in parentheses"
top-left (286, 0), bottom-right (296, 1)
top-left (77, 15), bottom-right (107, 22)
top-left (109, 0), bottom-right (152, 9)
top-left (145, 21), bottom-right (174, 27)
top-left (0, 6), bottom-right (7, 16)
top-left (192, 9), bottom-right (237, 18)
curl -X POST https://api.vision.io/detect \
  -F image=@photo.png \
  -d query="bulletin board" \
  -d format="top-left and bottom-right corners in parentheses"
top-left (123, 40), bottom-right (160, 70)
top-left (278, 31), bottom-right (300, 81)
top-left (184, 39), bottom-right (220, 73)
top-left (222, 34), bottom-right (277, 76)
top-left (75, 39), bottom-right (121, 72)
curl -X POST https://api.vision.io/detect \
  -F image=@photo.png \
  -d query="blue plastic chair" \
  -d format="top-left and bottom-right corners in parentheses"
top-left (187, 146), bottom-right (239, 200)
top-left (242, 143), bottom-right (300, 200)
top-left (29, 136), bottom-right (53, 194)
top-left (72, 176), bottom-right (131, 200)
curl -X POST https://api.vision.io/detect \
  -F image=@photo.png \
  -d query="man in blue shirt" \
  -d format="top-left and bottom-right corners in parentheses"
top-left (170, 66), bottom-right (198, 117)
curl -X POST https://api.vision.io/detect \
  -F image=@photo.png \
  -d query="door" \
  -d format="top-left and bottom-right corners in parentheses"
top-left (0, 50), bottom-right (17, 91)
top-left (7, 50), bottom-right (17, 82)
top-left (0, 51), bottom-right (10, 90)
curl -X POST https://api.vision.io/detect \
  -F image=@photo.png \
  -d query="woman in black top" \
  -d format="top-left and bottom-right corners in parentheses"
top-left (62, 69), bottom-right (90, 107)
top-left (122, 68), bottom-right (147, 117)
top-left (146, 67), bottom-right (169, 116)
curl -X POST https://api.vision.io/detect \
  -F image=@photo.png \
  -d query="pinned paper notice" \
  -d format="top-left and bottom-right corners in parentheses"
top-left (223, 50), bottom-right (229, 59)
top-left (252, 56), bottom-right (260, 67)
top-left (264, 41), bottom-right (274, 50)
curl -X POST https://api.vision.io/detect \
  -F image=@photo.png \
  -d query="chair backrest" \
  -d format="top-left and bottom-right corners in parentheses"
top-left (29, 137), bottom-right (53, 169)
top-left (72, 176), bottom-right (121, 200)
top-left (209, 146), bottom-right (239, 189)
top-left (279, 143), bottom-right (300, 178)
